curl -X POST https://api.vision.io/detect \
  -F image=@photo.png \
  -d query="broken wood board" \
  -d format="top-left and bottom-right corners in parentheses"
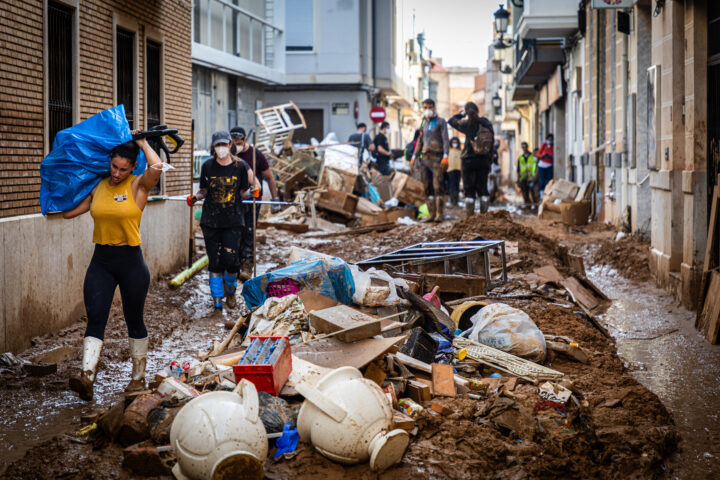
top-left (395, 352), bottom-right (469, 386)
top-left (432, 363), bottom-right (456, 397)
top-left (561, 276), bottom-right (602, 312)
top-left (298, 289), bottom-right (339, 314)
top-left (292, 336), bottom-right (405, 370)
top-left (392, 411), bottom-right (415, 431)
top-left (257, 221), bottom-right (309, 233)
top-left (534, 265), bottom-right (564, 284)
top-left (363, 362), bottom-right (387, 386)
top-left (356, 196), bottom-right (383, 215)
top-left (699, 270), bottom-right (720, 344)
top-left (281, 355), bottom-right (333, 395)
top-left (309, 305), bottom-right (382, 342)
top-left (307, 222), bottom-right (397, 238)
top-left (453, 337), bottom-right (564, 384)
top-left (505, 241), bottom-right (519, 257)
top-left (209, 346), bottom-right (246, 367)
top-left (490, 259), bottom-right (522, 277)
top-left (315, 188), bottom-right (358, 218)
top-left (392, 172), bottom-right (425, 206)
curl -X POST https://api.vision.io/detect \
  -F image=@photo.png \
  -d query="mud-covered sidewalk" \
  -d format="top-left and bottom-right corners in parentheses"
top-left (1, 210), bottom-right (717, 479)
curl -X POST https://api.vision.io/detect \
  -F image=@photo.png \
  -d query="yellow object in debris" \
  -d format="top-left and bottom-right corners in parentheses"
top-left (450, 301), bottom-right (489, 329)
top-left (454, 348), bottom-right (468, 360)
top-left (417, 203), bottom-right (430, 219)
top-left (570, 342), bottom-right (578, 348)
top-left (169, 255), bottom-right (209, 288)
top-left (76, 422), bottom-right (97, 436)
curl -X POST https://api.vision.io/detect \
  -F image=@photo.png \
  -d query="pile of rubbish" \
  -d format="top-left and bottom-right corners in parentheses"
top-left (61, 225), bottom-right (678, 479)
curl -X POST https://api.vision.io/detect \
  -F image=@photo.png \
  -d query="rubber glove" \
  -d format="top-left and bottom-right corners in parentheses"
top-left (186, 195), bottom-right (197, 206)
top-left (410, 156), bottom-right (416, 168)
top-left (251, 187), bottom-right (261, 199)
top-left (441, 157), bottom-right (449, 168)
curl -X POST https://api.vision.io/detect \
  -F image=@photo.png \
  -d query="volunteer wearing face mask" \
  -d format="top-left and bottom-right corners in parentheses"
top-left (536, 133), bottom-right (554, 196)
top-left (187, 131), bottom-right (259, 310)
top-left (447, 137), bottom-right (462, 206)
top-left (411, 98), bottom-right (450, 222)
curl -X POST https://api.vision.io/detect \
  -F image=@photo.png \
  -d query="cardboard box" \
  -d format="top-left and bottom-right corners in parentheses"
top-left (561, 200), bottom-right (590, 226)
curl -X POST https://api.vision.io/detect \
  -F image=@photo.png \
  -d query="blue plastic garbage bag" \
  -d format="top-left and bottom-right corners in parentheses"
top-left (40, 105), bottom-right (146, 215)
top-left (274, 421), bottom-right (299, 458)
top-left (241, 256), bottom-right (355, 309)
top-left (430, 332), bottom-right (454, 354)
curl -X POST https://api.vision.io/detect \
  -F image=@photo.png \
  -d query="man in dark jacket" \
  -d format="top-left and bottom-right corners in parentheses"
top-left (411, 98), bottom-right (449, 222)
top-left (449, 102), bottom-right (494, 216)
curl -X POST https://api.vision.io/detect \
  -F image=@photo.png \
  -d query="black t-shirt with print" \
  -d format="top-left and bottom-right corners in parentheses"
top-left (199, 157), bottom-right (250, 228)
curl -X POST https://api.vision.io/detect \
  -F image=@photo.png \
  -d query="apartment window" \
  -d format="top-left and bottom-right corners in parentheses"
top-left (286, 0), bottom-right (313, 51)
top-left (146, 39), bottom-right (162, 128)
top-left (117, 28), bottom-right (135, 128)
top-left (48, 1), bottom-right (74, 148)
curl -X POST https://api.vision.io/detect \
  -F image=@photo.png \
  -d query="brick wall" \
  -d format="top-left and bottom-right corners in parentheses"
top-left (0, 0), bottom-right (192, 218)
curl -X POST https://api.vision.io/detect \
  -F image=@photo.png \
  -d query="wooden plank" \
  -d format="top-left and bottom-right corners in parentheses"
top-left (395, 352), bottom-right (469, 386)
top-left (257, 221), bottom-right (309, 233)
top-left (406, 379), bottom-right (431, 402)
top-left (309, 305), bottom-right (382, 343)
top-left (534, 265), bottom-right (564, 284)
top-left (298, 289), bottom-right (339, 313)
top-left (699, 270), bottom-right (720, 343)
top-left (698, 185), bottom-right (720, 321)
top-left (561, 276), bottom-right (600, 311)
top-left (431, 363), bottom-right (456, 397)
top-left (363, 362), bottom-right (387, 386)
top-left (292, 336), bottom-right (405, 370)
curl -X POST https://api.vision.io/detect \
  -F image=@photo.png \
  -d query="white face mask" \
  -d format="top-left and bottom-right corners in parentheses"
top-left (423, 109), bottom-right (433, 118)
top-left (215, 146), bottom-right (230, 158)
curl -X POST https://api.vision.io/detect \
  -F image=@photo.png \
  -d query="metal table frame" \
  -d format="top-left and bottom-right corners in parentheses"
top-left (356, 240), bottom-right (507, 288)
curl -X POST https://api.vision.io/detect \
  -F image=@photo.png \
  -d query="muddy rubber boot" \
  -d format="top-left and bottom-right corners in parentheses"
top-left (421, 196), bottom-right (436, 223)
top-left (209, 273), bottom-right (224, 309)
top-left (125, 337), bottom-right (148, 392)
top-left (224, 272), bottom-right (238, 309)
top-left (69, 336), bottom-right (103, 401)
top-left (464, 198), bottom-right (475, 217)
top-left (434, 196), bottom-right (444, 222)
top-left (479, 196), bottom-right (490, 214)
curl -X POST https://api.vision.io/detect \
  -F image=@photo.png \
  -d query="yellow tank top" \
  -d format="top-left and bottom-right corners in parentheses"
top-left (90, 175), bottom-right (142, 246)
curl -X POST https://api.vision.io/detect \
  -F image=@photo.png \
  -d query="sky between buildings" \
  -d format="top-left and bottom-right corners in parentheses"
top-left (400, 0), bottom-right (497, 70)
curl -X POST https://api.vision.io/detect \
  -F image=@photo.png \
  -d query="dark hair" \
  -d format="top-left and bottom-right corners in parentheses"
top-left (546, 133), bottom-right (554, 140)
top-left (465, 101), bottom-right (479, 119)
top-left (422, 98), bottom-right (435, 107)
top-left (380, 121), bottom-right (389, 130)
top-left (110, 141), bottom-right (139, 164)
top-left (450, 136), bottom-right (460, 148)
top-left (357, 122), bottom-right (367, 130)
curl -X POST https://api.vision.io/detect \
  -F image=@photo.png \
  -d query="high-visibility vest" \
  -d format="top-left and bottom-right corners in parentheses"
top-left (518, 154), bottom-right (536, 180)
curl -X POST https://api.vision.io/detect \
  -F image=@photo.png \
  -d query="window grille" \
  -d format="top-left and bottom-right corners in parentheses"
top-left (116, 28), bottom-right (135, 129)
top-left (48, 2), bottom-right (73, 148)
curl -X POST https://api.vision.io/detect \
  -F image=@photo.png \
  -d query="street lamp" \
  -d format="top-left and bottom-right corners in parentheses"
top-left (492, 93), bottom-right (502, 110)
top-left (494, 4), bottom-right (510, 36)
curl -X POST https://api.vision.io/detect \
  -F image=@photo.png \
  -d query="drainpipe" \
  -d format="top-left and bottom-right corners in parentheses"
top-left (621, 22), bottom-right (628, 157)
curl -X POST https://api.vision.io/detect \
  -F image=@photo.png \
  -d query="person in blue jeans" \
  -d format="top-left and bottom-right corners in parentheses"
top-left (536, 133), bottom-right (554, 196)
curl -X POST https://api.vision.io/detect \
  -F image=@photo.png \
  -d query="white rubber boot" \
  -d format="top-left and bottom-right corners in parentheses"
top-left (69, 336), bottom-right (103, 401)
top-left (125, 337), bottom-right (148, 392)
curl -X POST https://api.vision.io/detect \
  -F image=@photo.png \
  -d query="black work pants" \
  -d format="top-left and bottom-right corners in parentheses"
top-left (202, 225), bottom-right (243, 274)
top-left (83, 245), bottom-right (149, 340)
top-left (462, 158), bottom-right (490, 199)
top-left (447, 170), bottom-right (461, 204)
top-left (241, 203), bottom-right (258, 262)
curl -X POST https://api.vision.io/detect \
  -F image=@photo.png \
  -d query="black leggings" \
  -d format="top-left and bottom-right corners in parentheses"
top-left (84, 245), bottom-right (150, 340)
top-left (202, 225), bottom-right (243, 274)
top-left (462, 158), bottom-right (490, 199)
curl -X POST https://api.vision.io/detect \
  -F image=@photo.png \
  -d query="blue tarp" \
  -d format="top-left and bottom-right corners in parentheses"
top-left (40, 105), bottom-right (146, 215)
top-left (242, 256), bottom-right (355, 309)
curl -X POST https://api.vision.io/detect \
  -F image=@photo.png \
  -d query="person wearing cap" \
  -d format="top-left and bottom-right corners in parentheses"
top-left (229, 126), bottom-right (280, 270)
top-left (187, 131), bottom-right (260, 310)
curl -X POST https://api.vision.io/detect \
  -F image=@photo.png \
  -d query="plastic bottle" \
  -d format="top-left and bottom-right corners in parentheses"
top-left (397, 398), bottom-right (424, 416)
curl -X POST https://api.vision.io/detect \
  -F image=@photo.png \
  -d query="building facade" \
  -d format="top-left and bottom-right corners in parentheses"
top-left (0, 0), bottom-right (193, 352)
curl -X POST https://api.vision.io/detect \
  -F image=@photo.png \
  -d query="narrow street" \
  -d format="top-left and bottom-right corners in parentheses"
top-left (2, 205), bottom-right (719, 478)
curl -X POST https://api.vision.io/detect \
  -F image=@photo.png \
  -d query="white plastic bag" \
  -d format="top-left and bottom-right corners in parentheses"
top-left (465, 303), bottom-right (546, 362)
top-left (350, 266), bottom-right (408, 307)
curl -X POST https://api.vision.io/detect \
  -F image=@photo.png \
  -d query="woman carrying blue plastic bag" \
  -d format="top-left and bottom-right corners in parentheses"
top-left (62, 132), bottom-right (163, 401)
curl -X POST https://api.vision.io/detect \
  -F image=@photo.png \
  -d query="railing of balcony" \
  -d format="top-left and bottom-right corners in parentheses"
top-left (514, 39), bottom-right (535, 84)
top-left (192, 0), bottom-right (283, 68)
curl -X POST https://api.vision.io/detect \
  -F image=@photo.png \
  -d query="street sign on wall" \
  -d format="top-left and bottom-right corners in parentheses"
top-left (370, 106), bottom-right (386, 123)
top-left (591, 0), bottom-right (633, 8)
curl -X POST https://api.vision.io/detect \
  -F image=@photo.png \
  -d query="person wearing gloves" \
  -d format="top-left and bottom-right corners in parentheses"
top-left (229, 126), bottom-right (280, 269)
top-left (187, 131), bottom-right (259, 310)
top-left (411, 98), bottom-right (449, 222)
top-left (448, 102), bottom-right (495, 216)
top-left (536, 133), bottom-right (554, 196)
top-left (62, 133), bottom-right (163, 401)
top-left (517, 142), bottom-right (538, 205)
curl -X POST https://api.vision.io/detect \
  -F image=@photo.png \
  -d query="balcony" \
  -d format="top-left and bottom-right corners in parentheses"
top-left (516, 0), bottom-right (579, 40)
top-left (192, 0), bottom-right (284, 85)
top-left (514, 39), bottom-right (564, 86)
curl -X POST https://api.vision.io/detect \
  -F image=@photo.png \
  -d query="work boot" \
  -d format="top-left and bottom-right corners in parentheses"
top-left (209, 273), bottom-right (224, 309)
top-left (125, 337), bottom-right (148, 392)
top-left (464, 198), bottom-right (475, 217)
top-left (434, 196), bottom-right (444, 222)
top-left (69, 336), bottom-right (103, 401)
top-left (421, 196), bottom-right (436, 223)
top-left (479, 196), bottom-right (490, 214)
top-left (224, 272), bottom-right (238, 309)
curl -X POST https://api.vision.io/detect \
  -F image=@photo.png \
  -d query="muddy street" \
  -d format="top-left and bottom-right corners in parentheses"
top-left (1, 209), bottom-right (718, 479)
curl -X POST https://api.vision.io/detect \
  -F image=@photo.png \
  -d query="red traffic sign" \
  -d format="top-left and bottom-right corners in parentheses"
top-left (370, 106), bottom-right (386, 123)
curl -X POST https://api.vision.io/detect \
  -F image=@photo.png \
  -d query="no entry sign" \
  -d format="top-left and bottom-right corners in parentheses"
top-left (370, 106), bottom-right (386, 123)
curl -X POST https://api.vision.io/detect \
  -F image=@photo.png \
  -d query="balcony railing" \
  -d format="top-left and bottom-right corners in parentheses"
top-left (514, 39), bottom-right (564, 86)
top-left (192, 0), bottom-right (283, 69)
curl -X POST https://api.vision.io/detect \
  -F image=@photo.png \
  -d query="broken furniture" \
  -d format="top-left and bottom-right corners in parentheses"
top-left (254, 101), bottom-right (306, 157)
top-left (357, 240), bottom-right (508, 292)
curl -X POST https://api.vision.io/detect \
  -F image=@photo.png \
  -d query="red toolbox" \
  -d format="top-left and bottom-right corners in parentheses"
top-left (233, 336), bottom-right (292, 396)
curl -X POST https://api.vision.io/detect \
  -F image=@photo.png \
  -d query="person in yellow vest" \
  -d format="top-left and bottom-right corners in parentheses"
top-left (62, 133), bottom-right (163, 401)
top-left (517, 142), bottom-right (539, 205)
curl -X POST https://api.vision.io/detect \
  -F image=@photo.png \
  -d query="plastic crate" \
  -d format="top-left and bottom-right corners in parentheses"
top-left (233, 336), bottom-right (292, 396)
top-left (266, 278), bottom-right (300, 298)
